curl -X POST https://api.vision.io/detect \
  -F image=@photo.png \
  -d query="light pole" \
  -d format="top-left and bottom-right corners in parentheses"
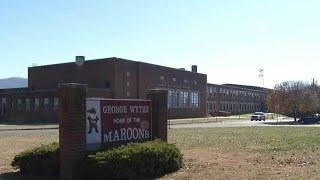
top-left (259, 68), bottom-right (264, 87)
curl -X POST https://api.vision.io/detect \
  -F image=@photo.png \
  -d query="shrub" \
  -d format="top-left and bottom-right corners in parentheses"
top-left (11, 142), bottom-right (59, 176)
top-left (11, 140), bottom-right (183, 179)
top-left (82, 140), bottom-right (183, 179)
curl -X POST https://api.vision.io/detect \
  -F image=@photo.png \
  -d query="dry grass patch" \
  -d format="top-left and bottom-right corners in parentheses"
top-left (0, 131), bottom-right (57, 174)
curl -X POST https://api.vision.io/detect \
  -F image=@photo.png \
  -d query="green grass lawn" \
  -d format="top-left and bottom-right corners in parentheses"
top-left (169, 127), bottom-right (320, 153)
top-left (1, 127), bottom-right (319, 179)
top-left (165, 127), bottom-right (320, 179)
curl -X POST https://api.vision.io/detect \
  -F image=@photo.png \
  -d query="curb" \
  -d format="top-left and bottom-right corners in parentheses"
top-left (0, 127), bottom-right (59, 132)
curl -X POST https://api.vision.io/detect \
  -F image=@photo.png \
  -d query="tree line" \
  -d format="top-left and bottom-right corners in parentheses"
top-left (267, 81), bottom-right (320, 119)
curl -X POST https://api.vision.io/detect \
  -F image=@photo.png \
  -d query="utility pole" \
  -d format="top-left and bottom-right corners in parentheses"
top-left (259, 68), bottom-right (264, 87)
top-left (312, 78), bottom-right (315, 87)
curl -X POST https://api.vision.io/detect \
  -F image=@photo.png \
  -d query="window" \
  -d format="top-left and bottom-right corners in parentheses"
top-left (26, 99), bottom-right (31, 111)
top-left (168, 90), bottom-right (179, 107)
top-left (106, 81), bottom-right (111, 88)
top-left (53, 97), bottom-right (59, 111)
top-left (34, 98), bottom-right (40, 111)
top-left (208, 87), bottom-right (214, 96)
top-left (191, 91), bottom-right (199, 108)
top-left (209, 102), bottom-right (213, 110)
top-left (44, 98), bottom-right (50, 111)
top-left (1, 98), bottom-right (6, 114)
top-left (17, 99), bottom-right (24, 112)
top-left (180, 90), bottom-right (189, 107)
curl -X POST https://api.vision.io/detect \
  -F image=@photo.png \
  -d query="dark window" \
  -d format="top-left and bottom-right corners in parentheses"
top-left (1, 98), bottom-right (6, 114)
top-left (209, 102), bottom-right (213, 110)
top-left (17, 99), bottom-right (24, 112)
top-left (180, 90), bottom-right (190, 107)
top-left (26, 99), bottom-right (31, 112)
top-left (191, 91), bottom-right (199, 108)
top-left (54, 97), bottom-right (59, 111)
top-left (34, 98), bottom-right (40, 111)
top-left (44, 98), bottom-right (50, 111)
top-left (168, 90), bottom-right (179, 107)
top-left (106, 81), bottom-right (111, 88)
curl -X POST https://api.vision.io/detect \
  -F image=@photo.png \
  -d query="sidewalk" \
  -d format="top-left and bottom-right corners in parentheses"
top-left (0, 123), bottom-right (58, 131)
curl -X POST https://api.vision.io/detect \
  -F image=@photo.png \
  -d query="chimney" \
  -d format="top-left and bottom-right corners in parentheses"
top-left (75, 56), bottom-right (85, 66)
top-left (191, 65), bottom-right (197, 73)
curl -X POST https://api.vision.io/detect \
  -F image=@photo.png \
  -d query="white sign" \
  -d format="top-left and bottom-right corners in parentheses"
top-left (86, 99), bottom-right (102, 150)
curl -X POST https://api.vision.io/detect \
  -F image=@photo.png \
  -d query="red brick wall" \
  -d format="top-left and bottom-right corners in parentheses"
top-left (28, 58), bottom-right (115, 90)
top-left (23, 57), bottom-right (208, 120)
top-left (114, 59), bottom-right (207, 118)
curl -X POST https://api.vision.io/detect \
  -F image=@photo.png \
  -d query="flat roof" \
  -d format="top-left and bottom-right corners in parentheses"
top-left (29, 57), bottom-right (207, 76)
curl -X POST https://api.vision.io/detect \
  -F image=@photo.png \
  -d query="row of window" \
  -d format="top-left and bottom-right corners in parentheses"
top-left (168, 90), bottom-right (200, 108)
top-left (159, 76), bottom-right (198, 85)
top-left (15, 97), bottom-right (59, 112)
top-left (207, 87), bottom-right (264, 98)
top-left (207, 101), bottom-right (261, 112)
top-left (17, 97), bottom-right (59, 111)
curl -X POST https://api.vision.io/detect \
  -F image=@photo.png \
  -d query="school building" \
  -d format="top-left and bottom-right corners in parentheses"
top-left (0, 56), bottom-right (268, 122)
top-left (207, 83), bottom-right (268, 116)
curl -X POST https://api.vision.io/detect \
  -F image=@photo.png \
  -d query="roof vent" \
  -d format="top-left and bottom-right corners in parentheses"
top-left (191, 65), bottom-right (197, 73)
top-left (75, 56), bottom-right (85, 66)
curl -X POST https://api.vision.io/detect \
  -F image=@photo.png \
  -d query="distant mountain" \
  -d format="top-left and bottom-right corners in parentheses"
top-left (0, 77), bottom-right (27, 89)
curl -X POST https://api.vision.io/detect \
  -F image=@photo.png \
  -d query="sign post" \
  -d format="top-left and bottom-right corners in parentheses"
top-left (59, 83), bottom-right (87, 180)
top-left (147, 89), bottom-right (168, 142)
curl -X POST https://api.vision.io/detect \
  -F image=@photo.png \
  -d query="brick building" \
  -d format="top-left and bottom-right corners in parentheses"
top-left (0, 57), bottom-right (207, 122)
top-left (206, 83), bottom-right (268, 115)
top-left (0, 57), bottom-right (269, 122)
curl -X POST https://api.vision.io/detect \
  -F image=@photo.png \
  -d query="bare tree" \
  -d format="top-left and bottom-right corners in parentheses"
top-left (267, 81), bottom-right (320, 119)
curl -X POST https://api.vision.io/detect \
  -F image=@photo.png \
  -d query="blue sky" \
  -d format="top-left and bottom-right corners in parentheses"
top-left (1, 0), bottom-right (320, 88)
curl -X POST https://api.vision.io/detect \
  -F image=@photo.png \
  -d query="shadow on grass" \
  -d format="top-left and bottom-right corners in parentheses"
top-left (0, 172), bottom-right (58, 180)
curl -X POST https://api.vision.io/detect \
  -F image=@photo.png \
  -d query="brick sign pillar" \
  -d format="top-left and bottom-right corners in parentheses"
top-left (146, 89), bottom-right (168, 141)
top-left (59, 83), bottom-right (87, 180)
